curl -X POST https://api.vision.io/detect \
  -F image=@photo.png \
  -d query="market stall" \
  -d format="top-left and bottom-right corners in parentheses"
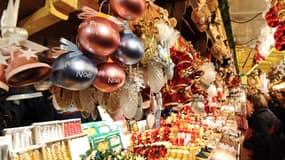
top-left (0, 0), bottom-right (284, 160)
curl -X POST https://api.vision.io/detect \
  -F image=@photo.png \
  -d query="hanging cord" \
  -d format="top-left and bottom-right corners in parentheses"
top-left (241, 48), bottom-right (254, 70)
top-left (235, 37), bottom-right (258, 46)
top-left (231, 12), bottom-right (263, 23)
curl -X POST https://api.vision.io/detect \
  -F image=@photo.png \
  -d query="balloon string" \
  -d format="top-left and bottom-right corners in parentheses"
top-left (59, 38), bottom-right (80, 53)
top-left (77, 6), bottom-right (99, 19)
top-left (50, 47), bottom-right (69, 55)
top-left (77, 6), bottom-right (123, 26)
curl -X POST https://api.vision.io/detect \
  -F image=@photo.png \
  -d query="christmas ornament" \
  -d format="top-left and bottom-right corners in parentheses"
top-left (79, 87), bottom-right (97, 113)
top-left (147, 61), bottom-right (165, 93)
top-left (51, 38), bottom-right (97, 91)
top-left (110, 0), bottom-right (146, 20)
top-left (134, 93), bottom-right (144, 120)
top-left (77, 16), bottom-right (120, 57)
top-left (207, 84), bottom-right (217, 98)
top-left (120, 80), bottom-right (139, 119)
top-left (93, 62), bottom-right (126, 92)
top-left (146, 112), bottom-right (155, 129)
top-left (51, 86), bottom-right (73, 110)
top-left (115, 21), bottom-right (144, 65)
top-left (5, 48), bottom-right (51, 87)
top-left (191, 94), bottom-right (205, 114)
top-left (199, 62), bottom-right (216, 85)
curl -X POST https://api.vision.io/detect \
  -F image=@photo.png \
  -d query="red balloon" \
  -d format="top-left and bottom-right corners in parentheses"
top-left (110, 0), bottom-right (146, 20)
top-left (93, 62), bottom-right (126, 92)
top-left (77, 16), bottom-right (120, 57)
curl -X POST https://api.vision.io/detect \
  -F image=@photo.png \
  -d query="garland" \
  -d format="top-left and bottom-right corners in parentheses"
top-left (218, 0), bottom-right (239, 74)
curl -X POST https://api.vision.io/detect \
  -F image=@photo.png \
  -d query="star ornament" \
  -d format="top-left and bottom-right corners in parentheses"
top-left (19, 48), bottom-right (38, 60)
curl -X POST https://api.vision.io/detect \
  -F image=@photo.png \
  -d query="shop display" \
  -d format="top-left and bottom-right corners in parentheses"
top-left (2, 119), bottom-right (88, 160)
top-left (1, 0), bottom-right (285, 159)
top-left (3, 126), bottom-right (33, 151)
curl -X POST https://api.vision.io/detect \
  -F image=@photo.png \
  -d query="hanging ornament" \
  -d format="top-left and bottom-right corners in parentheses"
top-left (106, 90), bottom-right (121, 116)
top-left (146, 112), bottom-right (155, 129)
top-left (51, 86), bottom-right (73, 110)
top-left (191, 94), bottom-right (205, 114)
top-left (96, 90), bottom-right (109, 109)
top-left (72, 91), bottom-right (83, 110)
top-left (157, 42), bottom-right (175, 80)
top-left (110, 0), bottom-right (146, 20)
top-left (207, 84), bottom-right (217, 98)
top-left (51, 38), bottom-right (97, 91)
top-left (147, 61), bottom-right (165, 93)
top-left (5, 47), bottom-right (52, 87)
top-left (120, 80), bottom-right (139, 119)
top-left (115, 21), bottom-right (144, 65)
top-left (77, 16), bottom-right (120, 57)
top-left (155, 92), bottom-right (162, 128)
top-left (134, 93), bottom-right (144, 120)
top-left (199, 62), bottom-right (217, 85)
top-left (93, 62), bottom-right (126, 92)
top-left (79, 87), bottom-right (97, 113)
top-left (155, 21), bottom-right (179, 48)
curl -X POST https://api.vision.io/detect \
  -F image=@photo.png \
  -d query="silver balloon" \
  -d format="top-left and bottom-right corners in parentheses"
top-left (115, 21), bottom-right (144, 65)
top-left (51, 53), bottom-right (97, 90)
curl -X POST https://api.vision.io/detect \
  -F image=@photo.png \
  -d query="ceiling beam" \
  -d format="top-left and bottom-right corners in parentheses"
top-left (18, 0), bottom-right (99, 35)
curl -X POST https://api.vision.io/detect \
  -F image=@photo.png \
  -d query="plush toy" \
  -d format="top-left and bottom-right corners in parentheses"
top-left (210, 40), bottom-right (229, 61)
top-left (191, 5), bottom-right (211, 32)
top-left (207, 0), bottom-right (219, 13)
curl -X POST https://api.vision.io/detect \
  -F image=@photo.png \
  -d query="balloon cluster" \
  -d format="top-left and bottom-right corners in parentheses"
top-left (51, 1), bottom-right (146, 93)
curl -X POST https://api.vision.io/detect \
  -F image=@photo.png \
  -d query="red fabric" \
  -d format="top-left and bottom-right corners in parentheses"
top-left (265, 6), bottom-right (281, 27)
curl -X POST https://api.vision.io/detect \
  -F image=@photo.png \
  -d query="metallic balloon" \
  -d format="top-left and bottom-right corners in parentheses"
top-left (77, 16), bottom-right (120, 57)
top-left (115, 22), bottom-right (144, 65)
top-left (93, 62), bottom-right (126, 92)
top-left (110, 0), bottom-right (146, 20)
top-left (51, 53), bottom-right (97, 90)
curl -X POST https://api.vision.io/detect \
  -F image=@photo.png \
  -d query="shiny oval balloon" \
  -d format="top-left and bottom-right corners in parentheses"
top-left (77, 16), bottom-right (120, 57)
top-left (93, 62), bottom-right (126, 92)
top-left (115, 22), bottom-right (144, 65)
top-left (110, 0), bottom-right (146, 20)
top-left (51, 53), bottom-right (97, 90)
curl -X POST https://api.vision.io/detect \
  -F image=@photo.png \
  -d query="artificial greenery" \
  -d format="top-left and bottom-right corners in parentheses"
top-left (80, 148), bottom-right (145, 160)
top-left (218, 0), bottom-right (240, 74)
